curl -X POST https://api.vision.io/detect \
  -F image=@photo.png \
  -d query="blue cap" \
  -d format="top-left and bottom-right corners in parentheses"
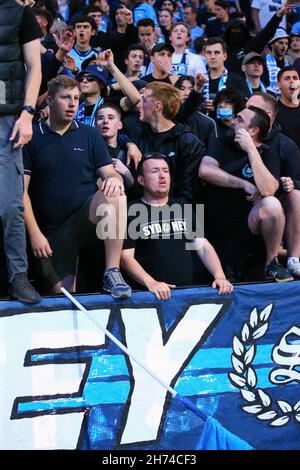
top-left (77, 64), bottom-right (109, 84)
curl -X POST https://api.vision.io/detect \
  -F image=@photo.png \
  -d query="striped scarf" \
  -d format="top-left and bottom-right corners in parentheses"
top-left (76, 97), bottom-right (104, 127)
top-left (202, 68), bottom-right (228, 101)
top-left (265, 54), bottom-right (289, 97)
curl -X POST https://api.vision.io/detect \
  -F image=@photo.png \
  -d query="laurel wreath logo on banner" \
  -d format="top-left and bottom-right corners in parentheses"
top-left (228, 303), bottom-right (300, 426)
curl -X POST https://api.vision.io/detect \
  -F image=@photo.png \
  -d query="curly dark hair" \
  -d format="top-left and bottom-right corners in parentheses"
top-left (213, 87), bottom-right (246, 115)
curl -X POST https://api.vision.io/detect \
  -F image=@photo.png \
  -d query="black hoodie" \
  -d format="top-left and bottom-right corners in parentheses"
top-left (224, 13), bottom-right (282, 76)
top-left (136, 122), bottom-right (205, 202)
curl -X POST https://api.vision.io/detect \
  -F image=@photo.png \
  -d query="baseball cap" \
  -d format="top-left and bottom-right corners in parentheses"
top-left (242, 51), bottom-right (264, 65)
top-left (132, 79), bottom-right (148, 91)
top-left (268, 27), bottom-right (290, 45)
top-left (151, 43), bottom-right (175, 55)
top-left (76, 64), bottom-right (109, 84)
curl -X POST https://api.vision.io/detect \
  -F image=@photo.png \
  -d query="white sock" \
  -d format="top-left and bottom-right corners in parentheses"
top-left (287, 257), bottom-right (299, 265)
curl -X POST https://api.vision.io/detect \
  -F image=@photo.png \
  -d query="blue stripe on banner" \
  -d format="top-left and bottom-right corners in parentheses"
top-left (17, 381), bottom-right (131, 413)
top-left (176, 367), bottom-right (277, 395)
top-left (17, 345), bottom-right (278, 416)
top-left (30, 344), bottom-right (274, 374)
top-left (17, 364), bottom-right (278, 415)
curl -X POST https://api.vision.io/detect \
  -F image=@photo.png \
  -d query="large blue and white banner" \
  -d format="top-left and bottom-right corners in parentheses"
top-left (0, 282), bottom-right (299, 450)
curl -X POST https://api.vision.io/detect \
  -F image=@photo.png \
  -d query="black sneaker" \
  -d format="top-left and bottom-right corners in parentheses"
top-left (103, 268), bottom-right (132, 299)
top-left (265, 257), bottom-right (294, 283)
top-left (10, 273), bottom-right (41, 304)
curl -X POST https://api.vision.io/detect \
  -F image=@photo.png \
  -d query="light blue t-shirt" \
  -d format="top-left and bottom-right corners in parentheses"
top-left (190, 25), bottom-right (205, 52)
top-left (68, 46), bottom-right (99, 71)
top-left (133, 3), bottom-right (159, 28)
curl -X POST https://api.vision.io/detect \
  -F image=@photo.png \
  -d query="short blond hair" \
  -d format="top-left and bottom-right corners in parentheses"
top-left (145, 82), bottom-right (181, 119)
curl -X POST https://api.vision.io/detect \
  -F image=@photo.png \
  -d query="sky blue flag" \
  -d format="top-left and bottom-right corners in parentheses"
top-left (175, 394), bottom-right (253, 450)
top-left (196, 416), bottom-right (253, 450)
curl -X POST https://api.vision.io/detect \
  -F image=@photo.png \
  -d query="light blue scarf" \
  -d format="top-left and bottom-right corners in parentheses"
top-left (265, 53), bottom-right (289, 97)
top-left (202, 68), bottom-right (228, 101)
top-left (75, 96), bottom-right (104, 127)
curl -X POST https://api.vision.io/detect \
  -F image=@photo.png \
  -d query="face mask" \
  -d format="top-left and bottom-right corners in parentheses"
top-left (216, 107), bottom-right (234, 121)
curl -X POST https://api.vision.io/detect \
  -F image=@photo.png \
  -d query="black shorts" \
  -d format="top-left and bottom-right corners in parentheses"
top-left (207, 217), bottom-right (264, 281)
top-left (35, 198), bottom-right (98, 289)
top-left (208, 217), bottom-right (264, 256)
top-left (240, 218), bottom-right (264, 256)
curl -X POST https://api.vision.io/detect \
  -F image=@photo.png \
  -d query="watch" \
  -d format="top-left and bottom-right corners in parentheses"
top-left (21, 105), bottom-right (36, 116)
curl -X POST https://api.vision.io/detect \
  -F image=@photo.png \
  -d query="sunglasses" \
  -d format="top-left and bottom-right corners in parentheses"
top-left (78, 75), bottom-right (97, 83)
top-left (143, 152), bottom-right (167, 159)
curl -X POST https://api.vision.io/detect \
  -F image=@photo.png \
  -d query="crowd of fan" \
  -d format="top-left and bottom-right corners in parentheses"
top-left (1, 0), bottom-right (300, 302)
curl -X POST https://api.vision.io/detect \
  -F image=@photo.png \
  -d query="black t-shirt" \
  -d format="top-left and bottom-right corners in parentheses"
top-left (203, 133), bottom-right (281, 232)
top-left (209, 77), bottom-right (220, 96)
top-left (23, 121), bottom-right (112, 234)
top-left (20, 7), bottom-right (42, 45)
top-left (142, 74), bottom-right (173, 85)
top-left (41, 33), bottom-right (58, 52)
top-left (205, 19), bottom-right (228, 38)
top-left (276, 102), bottom-right (300, 151)
top-left (275, 57), bottom-right (286, 70)
top-left (84, 104), bottom-right (94, 117)
top-left (123, 199), bottom-right (199, 286)
top-left (122, 110), bottom-right (141, 141)
top-left (209, 72), bottom-right (248, 97)
top-left (107, 145), bottom-right (121, 159)
top-left (197, 10), bottom-right (214, 26)
top-left (243, 81), bottom-right (268, 98)
top-left (266, 124), bottom-right (300, 191)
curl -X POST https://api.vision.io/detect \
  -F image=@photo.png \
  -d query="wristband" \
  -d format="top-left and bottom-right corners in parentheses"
top-left (21, 105), bottom-right (36, 116)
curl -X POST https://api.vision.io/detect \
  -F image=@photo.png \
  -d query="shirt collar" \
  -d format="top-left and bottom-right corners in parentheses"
top-left (39, 120), bottom-right (79, 135)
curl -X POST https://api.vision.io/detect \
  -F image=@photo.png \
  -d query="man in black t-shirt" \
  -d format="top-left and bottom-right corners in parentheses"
top-left (23, 75), bottom-right (132, 299)
top-left (276, 66), bottom-right (300, 151)
top-left (247, 91), bottom-right (300, 278)
top-left (0, 1), bottom-right (41, 303)
top-left (199, 105), bottom-right (292, 283)
top-left (121, 153), bottom-right (233, 300)
top-left (201, 37), bottom-right (248, 116)
top-left (204, 0), bottom-right (230, 38)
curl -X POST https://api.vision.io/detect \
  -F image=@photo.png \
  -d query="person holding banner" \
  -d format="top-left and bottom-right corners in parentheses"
top-left (22, 74), bottom-right (132, 299)
top-left (121, 153), bottom-right (233, 300)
